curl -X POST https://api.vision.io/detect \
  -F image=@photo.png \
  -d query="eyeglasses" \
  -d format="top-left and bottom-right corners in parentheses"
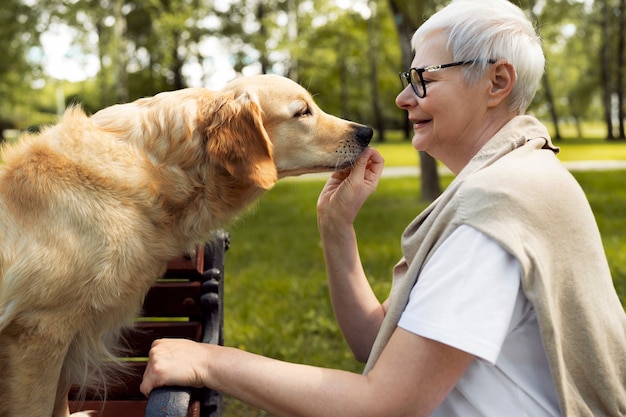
top-left (399, 59), bottom-right (496, 98)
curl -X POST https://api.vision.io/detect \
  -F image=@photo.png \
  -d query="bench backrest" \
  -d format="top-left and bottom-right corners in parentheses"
top-left (69, 230), bottom-right (228, 417)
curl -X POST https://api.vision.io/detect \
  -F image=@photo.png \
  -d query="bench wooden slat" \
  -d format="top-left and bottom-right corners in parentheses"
top-left (106, 362), bottom-right (147, 399)
top-left (162, 249), bottom-right (205, 278)
top-left (123, 322), bottom-right (203, 357)
top-left (142, 281), bottom-right (203, 318)
top-left (73, 399), bottom-right (201, 417)
top-left (72, 401), bottom-right (149, 417)
top-left (69, 362), bottom-right (145, 400)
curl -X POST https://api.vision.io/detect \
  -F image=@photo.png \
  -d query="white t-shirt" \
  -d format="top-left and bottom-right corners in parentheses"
top-left (398, 225), bottom-right (562, 417)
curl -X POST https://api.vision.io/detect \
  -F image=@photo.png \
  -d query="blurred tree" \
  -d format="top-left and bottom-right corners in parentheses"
top-left (532, 1), bottom-right (598, 137)
top-left (616, 0), bottom-right (625, 139)
top-left (112, 0), bottom-right (129, 102)
top-left (295, 3), bottom-right (373, 122)
top-left (600, 0), bottom-right (615, 139)
top-left (214, 0), bottom-right (285, 75)
top-left (1, 0), bottom-right (623, 144)
top-left (525, 0), bottom-right (562, 141)
top-left (0, 0), bottom-right (47, 134)
top-left (596, 0), bottom-right (625, 140)
top-left (34, 0), bottom-right (220, 107)
top-left (368, 0), bottom-right (385, 141)
top-left (387, 0), bottom-right (442, 201)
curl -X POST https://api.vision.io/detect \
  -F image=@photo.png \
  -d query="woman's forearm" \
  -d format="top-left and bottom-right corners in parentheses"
top-left (141, 320), bottom-right (471, 417)
top-left (202, 328), bottom-right (467, 417)
top-left (319, 222), bottom-right (385, 362)
top-left (207, 345), bottom-right (368, 416)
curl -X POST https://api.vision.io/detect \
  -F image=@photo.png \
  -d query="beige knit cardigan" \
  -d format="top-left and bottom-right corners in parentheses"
top-left (364, 116), bottom-right (626, 416)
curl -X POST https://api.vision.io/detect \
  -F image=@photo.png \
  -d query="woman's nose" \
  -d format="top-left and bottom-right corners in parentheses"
top-left (395, 86), bottom-right (416, 109)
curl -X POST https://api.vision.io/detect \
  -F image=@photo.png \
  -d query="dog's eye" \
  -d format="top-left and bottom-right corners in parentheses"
top-left (294, 106), bottom-right (312, 118)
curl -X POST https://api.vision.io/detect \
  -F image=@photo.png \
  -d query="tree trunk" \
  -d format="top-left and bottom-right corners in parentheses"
top-left (419, 152), bottom-right (441, 202)
top-left (387, 0), bottom-right (441, 201)
top-left (96, 21), bottom-right (108, 106)
top-left (391, 1), bottom-right (413, 143)
top-left (542, 67), bottom-right (561, 141)
top-left (530, 5), bottom-right (561, 141)
top-left (255, 3), bottom-right (270, 74)
top-left (574, 115), bottom-right (583, 138)
top-left (600, 0), bottom-right (614, 140)
top-left (112, 0), bottom-right (128, 103)
top-left (287, 0), bottom-right (299, 81)
top-left (368, 0), bottom-right (385, 142)
top-left (338, 31), bottom-right (349, 120)
top-left (528, 4), bottom-right (561, 140)
top-left (171, 31), bottom-right (185, 90)
top-left (616, 0), bottom-right (625, 139)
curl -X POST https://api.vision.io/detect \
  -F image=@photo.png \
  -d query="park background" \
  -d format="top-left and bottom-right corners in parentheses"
top-left (1, 0), bottom-right (625, 415)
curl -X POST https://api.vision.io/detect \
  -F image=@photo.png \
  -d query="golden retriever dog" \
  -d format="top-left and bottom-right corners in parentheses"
top-left (0, 74), bottom-right (372, 417)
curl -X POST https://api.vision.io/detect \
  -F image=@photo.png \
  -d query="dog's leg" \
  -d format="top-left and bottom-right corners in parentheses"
top-left (52, 395), bottom-right (71, 417)
top-left (0, 321), bottom-right (71, 417)
top-left (52, 385), bottom-right (71, 417)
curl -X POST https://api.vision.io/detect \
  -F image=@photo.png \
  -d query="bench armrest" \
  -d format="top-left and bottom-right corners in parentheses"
top-left (145, 231), bottom-right (229, 417)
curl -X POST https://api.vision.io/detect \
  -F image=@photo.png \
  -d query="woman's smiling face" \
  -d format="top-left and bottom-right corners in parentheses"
top-left (395, 31), bottom-right (493, 173)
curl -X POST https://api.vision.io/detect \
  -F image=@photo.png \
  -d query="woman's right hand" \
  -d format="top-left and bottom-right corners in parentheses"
top-left (317, 147), bottom-right (384, 230)
top-left (140, 338), bottom-right (211, 396)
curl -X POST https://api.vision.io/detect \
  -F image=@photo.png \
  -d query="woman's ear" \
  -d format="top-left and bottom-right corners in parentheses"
top-left (487, 60), bottom-right (516, 108)
top-left (202, 91), bottom-right (277, 189)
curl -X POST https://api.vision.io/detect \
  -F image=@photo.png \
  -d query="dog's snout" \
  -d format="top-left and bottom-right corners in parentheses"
top-left (355, 125), bottom-right (374, 146)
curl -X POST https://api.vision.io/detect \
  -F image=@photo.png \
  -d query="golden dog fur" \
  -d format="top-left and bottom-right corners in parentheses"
top-left (0, 74), bottom-right (372, 417)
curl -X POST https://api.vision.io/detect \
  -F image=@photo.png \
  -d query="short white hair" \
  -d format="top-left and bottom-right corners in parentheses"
top-left (411, 0), bottom-right (545, 114)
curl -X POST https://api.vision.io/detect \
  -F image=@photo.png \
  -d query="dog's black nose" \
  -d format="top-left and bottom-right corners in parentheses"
top-left (356, 125), bottom-right (374, 146)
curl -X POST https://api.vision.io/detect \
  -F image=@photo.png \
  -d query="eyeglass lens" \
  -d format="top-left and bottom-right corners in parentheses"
top-left (400, 70), bottom-right (424, 97)
top-left (409, 69), bottom-right (424, 97)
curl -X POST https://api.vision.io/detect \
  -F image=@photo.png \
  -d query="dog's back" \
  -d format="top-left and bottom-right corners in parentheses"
top-left (0, 109), bottom-right (175, 416)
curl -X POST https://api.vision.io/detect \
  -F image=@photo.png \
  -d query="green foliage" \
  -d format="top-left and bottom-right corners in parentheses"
top-left (3, 0), bottom-right (624, 139)
top-left (0, 0), bottom-right (47, 131)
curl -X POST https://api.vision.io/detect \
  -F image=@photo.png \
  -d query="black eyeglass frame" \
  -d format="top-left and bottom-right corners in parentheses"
top-left (399, 59), bottom-right (497, 98)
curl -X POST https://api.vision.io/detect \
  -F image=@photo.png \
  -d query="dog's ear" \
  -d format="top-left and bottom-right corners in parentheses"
top-left (202, 91), bottom-right (277, 189)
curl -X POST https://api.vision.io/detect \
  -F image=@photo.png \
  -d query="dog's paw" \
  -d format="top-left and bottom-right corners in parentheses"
top-left (70, 411), bottom-right (96, 417)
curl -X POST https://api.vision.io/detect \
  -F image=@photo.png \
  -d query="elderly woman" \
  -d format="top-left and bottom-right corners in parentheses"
top-left (141, 0), bottom-right (626, 416)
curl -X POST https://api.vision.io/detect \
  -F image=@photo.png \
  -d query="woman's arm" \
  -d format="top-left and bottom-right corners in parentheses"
top-left (141, 328), bottom-right (474, 417)
top-left (316, 148), bottom-right (387, 361)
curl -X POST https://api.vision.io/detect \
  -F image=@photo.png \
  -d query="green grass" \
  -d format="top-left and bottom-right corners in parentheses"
top-left (221, 178), bottom-right (431, 415)
top-left (573, 171), bottom-right (626, 304)
top-left (221, 168), bottom-right (625, 415)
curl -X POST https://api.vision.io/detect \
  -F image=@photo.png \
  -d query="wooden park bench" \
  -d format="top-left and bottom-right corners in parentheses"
top-left (69, 230), bottom-right (229, 417)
